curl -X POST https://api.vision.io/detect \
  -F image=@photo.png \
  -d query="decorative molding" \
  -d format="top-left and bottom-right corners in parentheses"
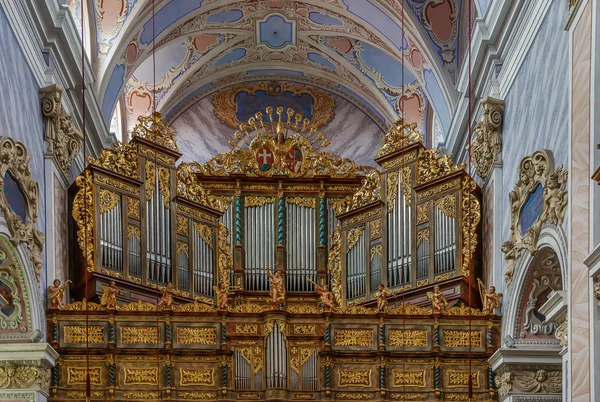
top-left (40, 84), bottom-right (83, 175)
top-left (0, 363), bottom-right (50, 393)
top-left (502, 150), bottom-right (567, 285)
top-left (0, 137), bottom-right (45, 281)
top-left (470, 97), bottom-right (504, 180)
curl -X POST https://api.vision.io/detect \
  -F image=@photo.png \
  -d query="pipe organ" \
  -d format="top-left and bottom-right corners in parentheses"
top-left (59, 111), bottom-right (494, 402)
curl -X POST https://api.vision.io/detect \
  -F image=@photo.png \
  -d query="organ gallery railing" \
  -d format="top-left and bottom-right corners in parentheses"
top-left (70, 110), bottom-right (480, 307)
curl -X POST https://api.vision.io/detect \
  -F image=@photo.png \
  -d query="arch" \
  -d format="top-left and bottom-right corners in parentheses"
top-left (501, 223), bottom-right (568, 345)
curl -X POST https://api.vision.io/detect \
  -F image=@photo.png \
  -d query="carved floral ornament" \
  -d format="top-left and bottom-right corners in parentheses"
top-left (502, 150), bottom-right (568, 285)
top-left (0, 137), bottom-right (44, 281)
top-left (39, 84), bottom-right (83, 175)
top-left (469, 97), bottom-right (504, 180)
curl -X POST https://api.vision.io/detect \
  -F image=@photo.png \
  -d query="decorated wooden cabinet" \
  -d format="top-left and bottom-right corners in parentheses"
top-left (54, 111), bottom-right (497, 402)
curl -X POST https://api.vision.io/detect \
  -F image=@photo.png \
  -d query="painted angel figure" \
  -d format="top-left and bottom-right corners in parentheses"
top-left (214, 282), bottom-right (229, 311)
top-left (427, 285), bottom-right (448, 314)
top-left (478, 279), bottom-right (502, 315)
top-left (48, 279), bottom-right (71, 309)
top-left (158, 282), bottom-right (175, 310)
top-left (374, 283), bottom-right (391, 313)
top-left (514, 369), bottom-right (561, 393)
top-left (267, 267), bottom-right (285, 304)
top-left (100, 281), bottom-right (124, 309)
top-left (307, 278), bottom-right (337, 312)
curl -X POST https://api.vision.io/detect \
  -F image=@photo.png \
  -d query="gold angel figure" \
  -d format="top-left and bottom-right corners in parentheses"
top-left (158, 282), bottom-right (175, 310)
top-left (267, 267), bottom-right (285, 304)
top-left (374, 283), bottom-right (391, 313)
top-left (214, 282), bottom-right (229, 310)
top-left (307, 278), bottom-right (337, 312)
top-left (100, 281), bottom-right (124, 309)
top-left (48, 279), bottom-right (71, 309)
top-left (427, 285), bottom-right (448, 314)
top-left (478, 278), bottom-right (502, 315)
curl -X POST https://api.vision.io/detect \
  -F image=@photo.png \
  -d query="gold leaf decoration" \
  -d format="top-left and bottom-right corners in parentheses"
top-left (388, 329), bottom-right (428, 347)
top-left (193, 222), bottom-right (213, 248)
top-left (442, 330), bottom-right (482, 348)
top-left (416, 203), bottom-right (429, 224)
top-left (72, 171), bottom-right (94, 272)
top-left (346, 226), bottom-right (365, 251)
top-left (180, 368), bottom-right (214, 386)
top-left (286, 197), bottom-right (316, 209)
top-left (377, 119), bottom-right (423, 158)
top-left (98, 189), bottom-right (120, 213)
top-left (391, 369), bottom-right (427, 387)
top-left (127, 197), bottom-right (140, 219)
top-left (88, 141), bottom-right (139, 179)
top-left (333, 329), bottom-right (373, 347)
top-left (245, 196), bottom-right (276, 207)
top-left (417, 148), bottom-right (465, 185)
top-left (120, 326), bottom-right (159, 344)
top-left (64, 326), bottom-right (104, 344)
top-left (176, 327), bottom-right (217, 345)
top-left (434, 194), bottom-right (456, 218)
top-left (123, 367), bottom-right (158, 385)
top-left (338, 369), bottom-right (372, 387)
top-left (461, 177), bottom-right (480, 276)
top-left (447, 370), bottom-right (480, 388)
top-left (131, 112), bottom-right (178, 152)
top-left (67, 367), bottom-right (101, 385)
top-left (328, 226), bottom-right (343, 307)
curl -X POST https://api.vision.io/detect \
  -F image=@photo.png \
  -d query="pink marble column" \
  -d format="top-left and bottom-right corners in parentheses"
top-left (569, 2), bottom-right (592, 401)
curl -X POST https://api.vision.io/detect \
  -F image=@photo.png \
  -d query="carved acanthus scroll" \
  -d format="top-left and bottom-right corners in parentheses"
top-left (470, 97), bottom-right (504, 180)
top-left (40, 84), bottom-right (83, 175)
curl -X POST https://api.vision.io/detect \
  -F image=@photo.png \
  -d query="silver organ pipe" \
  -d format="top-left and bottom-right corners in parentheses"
top-left (417, 234), bottom-right (429, 280)
top-left (433, 203), bottom-right (456, 275)
top-left (370, 250), bottom-right (382, 292)
top-left (346, 231), bottom-right (366, 301)
top-left (266, 323), bottom-right (287, 389)
top-left (387, 173), bottom-right (411, 287)
top-left (244, 202), bottom-right (275, 291)
top-left (286, 202), bottom-right (316, 292)
top-left (301, 350), bottom-right (317, 391)
top-left (235, 349), bottom-right (252, 390)
top-left (100, 198), bottom-right (123, 272)
top-left (176, 243), bottom-right (189, 292)
top-left (127, 226), bottom-right (141, 277)
top-left (192, 223), bottom-right (214, 297)
top-left (146, 173), bottom-right (171, 285)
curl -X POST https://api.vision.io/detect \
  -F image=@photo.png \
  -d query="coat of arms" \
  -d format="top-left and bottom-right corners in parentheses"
top-left (256, 148), bottom-right (274, 172)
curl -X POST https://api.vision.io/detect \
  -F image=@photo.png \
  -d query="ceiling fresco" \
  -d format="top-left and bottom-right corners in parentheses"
top-left (68, 0), bottom-right (468, 151)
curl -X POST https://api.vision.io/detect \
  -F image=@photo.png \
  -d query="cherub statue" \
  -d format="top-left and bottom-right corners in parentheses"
top-left (374, 283), bottom-right (391, 313)
top-left (427, 285), bottom-right (448, 314)
top-left (478, 278), bottom-right (502, 315)
top-left (267, 267), bottom-right (285, 304)
top-left (158, 282), bottom-right (175, 310)
top-left (543, 168), bottom-right (568, 225)
top-left (214, 282), bottom-right (229, 311)
top-left (307, 278), bottom-right (337, 312)
top-left (48, 279), bottom-right (71, 309)
top-left (501, 241), bottom-right (517, 285)
top-left (100, 281), bottom-right (124, 309)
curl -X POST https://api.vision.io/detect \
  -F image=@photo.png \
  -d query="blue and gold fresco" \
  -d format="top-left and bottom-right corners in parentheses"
top-left (235, 88), bottom-right (314, 124)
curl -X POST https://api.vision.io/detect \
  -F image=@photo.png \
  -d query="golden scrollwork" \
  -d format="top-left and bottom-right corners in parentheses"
top-left (236, 324), bottom-right (258, 334)
top-left (239, 393), bottom-right (261, 399)
top-left (64, 298), bottom-right (105, 311)
top-left (338, 304), bottom-right (377, 314)
top-left (209, 194), bottom-right (233, 213)
top-left (328, 225), bottom-right (343, 307)
top-left (116, 299), bottom-right (158, 312)
top-left (381, 150), bottom-right (418, 171)
top-left (417, 149), bottom-right (465, 186)
top-left (343, 209), bottom-right (379, 227)
top-left (178, 392), bottom-right (217, 400)
top-left (377, 120), bottom-right (423, 158)
top-left (444, 394), bottom-right (482, 401)
top-left (290, 347), bottom-right (316, 374)
top-left (176, 327), bottom-right (217, 345)
top-left (122, 392), bottom-right (159, 399)
top-left (287, 197), bottom-right (316, 209)
top-left (388, 329), bottom-right (428, 347)
top-left (369, 219), bottom-right (381, 239)
top-left (416, 203), bottom-right (429, 224)
top-left (245, 196), bottom-right (276, 207)
top-left (460, 177), bottom-right (480, 277)
top-left (173, 301), bottom-right (218, 313)
top-left (144, 160), bottom-right (156, 199)
top-left (293, 324), bottom-right (316, 335)
top-left (265, 320), bottom-right (287, 338)
top-left (131, 112), bottom-right (178, 151)
top-left (338, 369), bottom-right (372, 388)
top-left (347, 170), bottom-right (381, 212)
top-left (389, 393), bottom-right (428, 400)
top-left (346, 226), bottom-right (365, 251)
top-left (176, 241), bottom-right (188, 257)
top-left (416, 229), bottom-right (429, 247)
top-left (369, 244), bottom-right (382, 261)
top-left (417, 179), bottom-right (460, 201)
top-left (446, 370), bottom-right (479, 388)
top-left (336, 393), bottom-right (375, 400)
top-left (177, 215), bottom-right (189, 236)
top-left (120, 326), bottom-right (159, 344)
top-left (434, 271), bottom-right (456, 282)
top-left (194, 222), bottom-right (213, 248)
top-left (288, 303), bottom-right (321, 314)
top-left (334, 329), bottom-right (373, 347)
top-left (98, 189), bottom-right (120, 214)
top-left (387, 170), bottom-right (399, 213)
top-left (213, 81), bottom-right (335, 130)
top-left (293, 394), bottom-right (315, 400)
top-left (391, 369), bottom-right (427, 387)
top-left (67, 367), bottom-right (101, 385)
top-left (73, 170), bottom-right (94, 273)
top-left (139, 145), bottom-right (177, 165)
top-left (434, 194), bottom-right (455, 217)
top-left (180, 368), bottom-right (214, 386)
top-left (123, 367), bottom-right (158, 385)
top-left (64, 325), bottom-right (104, 344)
top-left (95, 174), bottom-right (138, 194)
top-left (388, 304), bottom-right (432, 315)
top-left (88, 141), bottom-right (140, 179)
top-left (442, 330), bottom-right (482, 348)
top-left (66, 392), bottom-right (104, 399)
top-left (228, 302), bottom-right (270, 313)
top-left (328, 196), bottom-right (353, 215)
top-left (217, 223), bottom-right (233, 288)
top-left (177, 204), bottom-right (218, 222)
top-left (127, 197), bottom-right (140, 219)
top-left (444, 303), bottom-right (485, 316)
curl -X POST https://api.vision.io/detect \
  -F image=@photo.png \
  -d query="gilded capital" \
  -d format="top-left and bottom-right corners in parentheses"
top-left (470, 97), bottom-right (504, 180)
top-left (40, 84), bottom-right (83, 175)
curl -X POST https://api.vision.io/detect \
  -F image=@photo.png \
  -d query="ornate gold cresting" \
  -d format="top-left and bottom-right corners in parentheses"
top-left (217, 223), bottom-right (233, 289)
top-left (131, 112), bottom-right (179, 152)
top-left (194, 105), bottom-right (372, 178)
top-left (88, 141), bottom-right (140, 179)
top-left (40, 84), bottom-right (84, 174)
top-left (461, 177), bottom-right (480, 277)
top-left (0, 137), bottom-right (45, 281)
top-left (502, 150), bottom-right (568, 285)
top-left (328, 225), bottom-right (343, 306)
top-left (417, 148), bottom-right (465, 185)
top-left (377, 120), bottom-right (423, 158)
top-left (213, 81), bottom-right (335, 130)
top-left (72, 170), bottom-right (94, 272)
top-left (469, 97), bottom-right (504, 180)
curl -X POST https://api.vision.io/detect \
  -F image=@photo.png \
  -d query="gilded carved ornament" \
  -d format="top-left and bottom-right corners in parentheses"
top-left (417, 148), bottom-right (465, 186)
top-left (460, 177), bottom-right (480, 277)
top-left (469, 97), bottom-right (504, 180)
top-left (131, 112), bottom-right (179, 152)
top-left (88, 141), bottom-right (139, 179)
top-left (502, 150), bottom-right (568, 285)
top-left (346, 226), bottom-right (365, 251)
top-left (328, 225), bottom-right (343, 307)
top-left (377, 120), bottom-right (423, 158)
top-left (0, 137), bottom-right (45, 281)
top-left (217, 223), bottom-right (233, 289)
top-left (40, 84), bottom-right (83, 174)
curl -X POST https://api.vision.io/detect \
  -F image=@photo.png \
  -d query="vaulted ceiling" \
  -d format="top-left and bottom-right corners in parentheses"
top-left (69, 0), bottom-right (467, 149)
